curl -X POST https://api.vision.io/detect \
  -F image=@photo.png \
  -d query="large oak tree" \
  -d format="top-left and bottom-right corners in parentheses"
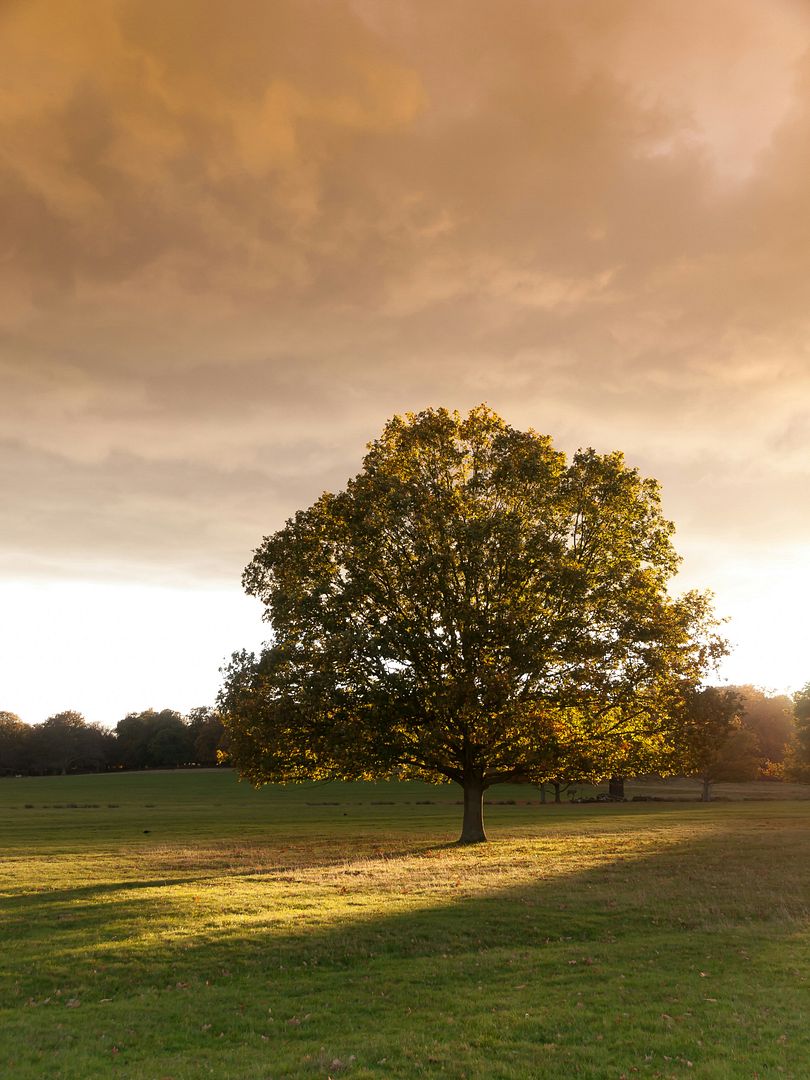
top-left (221, 407), bottom-right (724, 841)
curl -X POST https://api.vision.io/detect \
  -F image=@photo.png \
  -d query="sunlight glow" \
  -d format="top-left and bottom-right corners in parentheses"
top-left (677, 542), bottom-right (810, 696)
top-left (0, 581), bottom-right (267, 727)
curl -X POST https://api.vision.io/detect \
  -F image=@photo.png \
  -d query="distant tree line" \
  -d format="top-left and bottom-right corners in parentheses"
top-left (0, 707), bottom-right (226, 777)
top-left (1, 685), bottom-right (809, 795)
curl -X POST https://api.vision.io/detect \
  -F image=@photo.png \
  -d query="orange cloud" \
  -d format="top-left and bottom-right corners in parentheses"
top-left (1, 0), bottom-right (809, 596)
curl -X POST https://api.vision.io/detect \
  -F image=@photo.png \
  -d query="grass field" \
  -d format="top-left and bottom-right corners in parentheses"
top-left (1, 771), bottom-right (809, 1079)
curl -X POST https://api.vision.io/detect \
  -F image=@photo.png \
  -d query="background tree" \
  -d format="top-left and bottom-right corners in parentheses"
top-left (0, 711), bottom-right (30, 775)
top-left (730, 686), bottom-right (795, 771)
top-left (114, 712), bottom-right (152, 769)
top-left (28, 711), bottom-right (113, 775)
top-left (186, 707), bottom-right (226, 767)
top-left (677, 687), bottom-right (759, 800)
top-left (77, 721), bottom-right (116, 772)
top-left (784, 683), bottom-right (810, 782)
top-left (114, 709), bottom-right (192, 769)
top-left (608, 777), bottom-right (625, 800)
top-left (221, 406), bottom-right (725, 842)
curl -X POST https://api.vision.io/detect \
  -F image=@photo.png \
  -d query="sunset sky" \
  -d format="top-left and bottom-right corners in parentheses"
top-left (2, 0), bottom-right (809, 726)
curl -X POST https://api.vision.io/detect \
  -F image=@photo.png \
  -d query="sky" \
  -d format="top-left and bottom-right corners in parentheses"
top-left (2, 0), bottom-right (809, 727)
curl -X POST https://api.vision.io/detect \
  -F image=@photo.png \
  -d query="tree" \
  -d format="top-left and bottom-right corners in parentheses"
top-left (221, 406), bottom-right (724, 842)
top-left (26, 711), bottom-right (115, 775)
top-left (31, 711), bottom-right (86, 775)
top-left (784, 683), bottom-right (810, 782)
top-left (113, 712), bottom-right (152, 769)
top-left (677, 687), bottom-right (759, 800)
top-left (608, 776), bottom-right (625, 799)
top-left (732, 686), bottom-right (795, 768)
top-left (186, 707), bottom-right (226, 767)
top-left (114, 709), bottom-right (192, 769)
top-left (75, 721), bottom-right (115, 773)
top-left (0, 711), bottom-right (29, 775)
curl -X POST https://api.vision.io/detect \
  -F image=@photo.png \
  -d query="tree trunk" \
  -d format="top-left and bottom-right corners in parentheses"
top-left (608, 776), bottom-right (625, 799)
top-left (701, 776), bottom-right (711, 802)
top-left (459, 777), bottom-right (487, 843)
top-left (539, 783), bottom-right (546, 804)
top-left (553, 782), bottom-right (561, 803)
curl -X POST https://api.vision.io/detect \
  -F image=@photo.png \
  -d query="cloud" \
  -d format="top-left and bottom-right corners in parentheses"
top-left (1, 0), bottom-right (809, 600)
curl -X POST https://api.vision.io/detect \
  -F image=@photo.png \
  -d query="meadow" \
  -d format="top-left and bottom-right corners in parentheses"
top-left (1, 771), bottom-right (809, 1079)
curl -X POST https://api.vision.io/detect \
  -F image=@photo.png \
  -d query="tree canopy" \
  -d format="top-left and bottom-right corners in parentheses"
top-left (674, 686), bottom-right (757, 800)
top-left (220, 406), bottom-right (725, 841)
top-left (733, 685), bottom-right (795, 766)
top-left (30, 711), bottom-right (113, 776)
top-left (0, 711), bottom-right (27, 776)
top-left (114, 709), bottom-right (193, 769)
top-left (785, 682), bottom-right (810, 781)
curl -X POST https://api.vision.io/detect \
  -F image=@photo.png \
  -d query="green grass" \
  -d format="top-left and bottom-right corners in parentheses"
top-left (1, 772), bottom-right (809, 1078)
